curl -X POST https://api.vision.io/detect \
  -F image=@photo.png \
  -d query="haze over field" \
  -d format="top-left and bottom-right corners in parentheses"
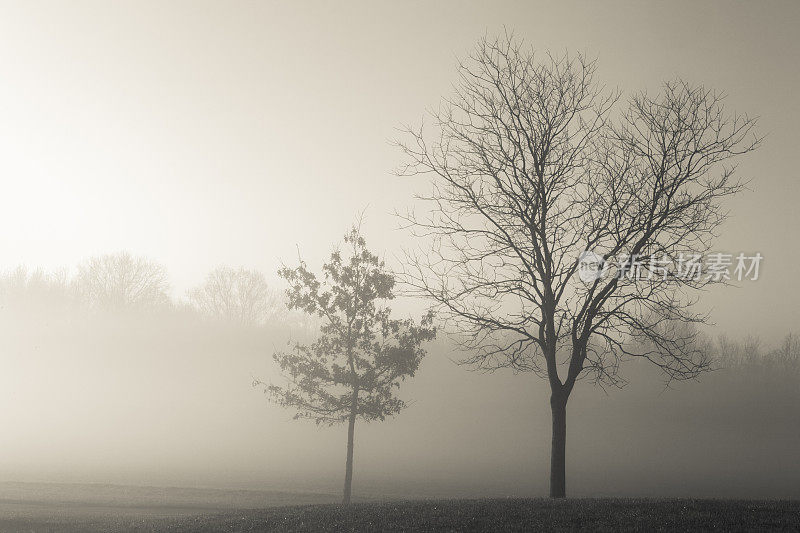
top-left (1, 280), bottom-right (798, 500)
top-left (0, 0), bottom-right (798, 508)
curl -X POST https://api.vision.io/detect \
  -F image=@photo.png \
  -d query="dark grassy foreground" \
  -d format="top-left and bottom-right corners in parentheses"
top-left (161, 498), bottom-right (800, 532)
top-left (2, 497), bottom-right (799, 532)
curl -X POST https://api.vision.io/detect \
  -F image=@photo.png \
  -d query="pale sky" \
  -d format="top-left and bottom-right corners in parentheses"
top-left (0, 1), bottom-right (797, 338)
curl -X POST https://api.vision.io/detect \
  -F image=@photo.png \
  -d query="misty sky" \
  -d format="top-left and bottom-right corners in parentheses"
top-left (0, 0), bottom-right (798, 339)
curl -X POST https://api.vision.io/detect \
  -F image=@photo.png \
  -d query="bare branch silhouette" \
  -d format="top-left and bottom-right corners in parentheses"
top-left (396, 33), bottom-right (760, 498)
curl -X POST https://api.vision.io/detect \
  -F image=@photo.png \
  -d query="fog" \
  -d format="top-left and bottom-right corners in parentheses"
top-left (0, 0), bottom-right (798, 505)
top-left (0, 281), bottom-right (797, 499)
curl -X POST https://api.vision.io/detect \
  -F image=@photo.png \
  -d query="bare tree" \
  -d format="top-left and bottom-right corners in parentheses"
top-left (720, 333), bottom-right (800, 374)
top-left (188, 266), bottom-right (280, 326)
top-left (396, 34), bottom-right (759, 498)
top-left (0, 266), bottom-right (77, 314)
top-left (258, 226), bottom-right (436, 505)
top-left (77, 252), bottom-right (170, 310)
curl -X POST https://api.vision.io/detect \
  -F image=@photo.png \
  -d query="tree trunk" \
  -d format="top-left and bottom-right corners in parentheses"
top-left (342, 398), bottom-right (357, 505)
top-left (549, 391), bottom-right (567, 498)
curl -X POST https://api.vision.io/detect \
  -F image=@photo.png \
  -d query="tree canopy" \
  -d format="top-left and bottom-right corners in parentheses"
top-left (265, 226), bottom-right (436, 425)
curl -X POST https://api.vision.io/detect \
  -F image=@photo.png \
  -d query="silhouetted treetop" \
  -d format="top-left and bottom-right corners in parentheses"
top-left (265, 226), bottom-right (436, 425)
top-left (188, 266), bottom-right (281, 326)
top-left (77, 252), bottom-right (170, 310)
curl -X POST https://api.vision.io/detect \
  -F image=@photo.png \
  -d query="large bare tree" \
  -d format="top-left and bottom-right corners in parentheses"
top-left (397, 35), bottom-right (759, 498)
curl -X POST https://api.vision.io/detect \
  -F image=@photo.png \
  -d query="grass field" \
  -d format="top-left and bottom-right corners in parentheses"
top-left (0, 490), bottom-right (798, 532)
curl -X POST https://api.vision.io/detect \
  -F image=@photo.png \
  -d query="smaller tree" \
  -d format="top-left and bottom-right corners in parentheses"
top-left (260, 226), bottom-right (435, 505)
top-left (188, 266), bottom-right (281, 326)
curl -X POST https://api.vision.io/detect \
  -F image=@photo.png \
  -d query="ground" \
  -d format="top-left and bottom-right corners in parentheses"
top-left (0, 487), bottom-right (798, 532)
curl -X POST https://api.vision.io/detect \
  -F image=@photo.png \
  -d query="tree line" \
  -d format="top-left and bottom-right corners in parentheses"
top-left (0, 253), bottom-right (296, 328)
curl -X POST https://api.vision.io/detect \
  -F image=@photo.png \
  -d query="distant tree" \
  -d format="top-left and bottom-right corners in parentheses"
top-left (716, 334), bottom-right (763, 368)
top-left (77, 252), bottom-right (170, 310)
top-left (259, 226), bottom-right (436, 505)
top-left (770, 334), bottom-right (800, 372)
top-left (719, 333), bottom-right (800, 374)
top-left (397, 34), bottom-right (759, 497)
top-left (188, 266), bottom-right (280, 326)
top-left (0, 266), bottom-right (77, 313)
